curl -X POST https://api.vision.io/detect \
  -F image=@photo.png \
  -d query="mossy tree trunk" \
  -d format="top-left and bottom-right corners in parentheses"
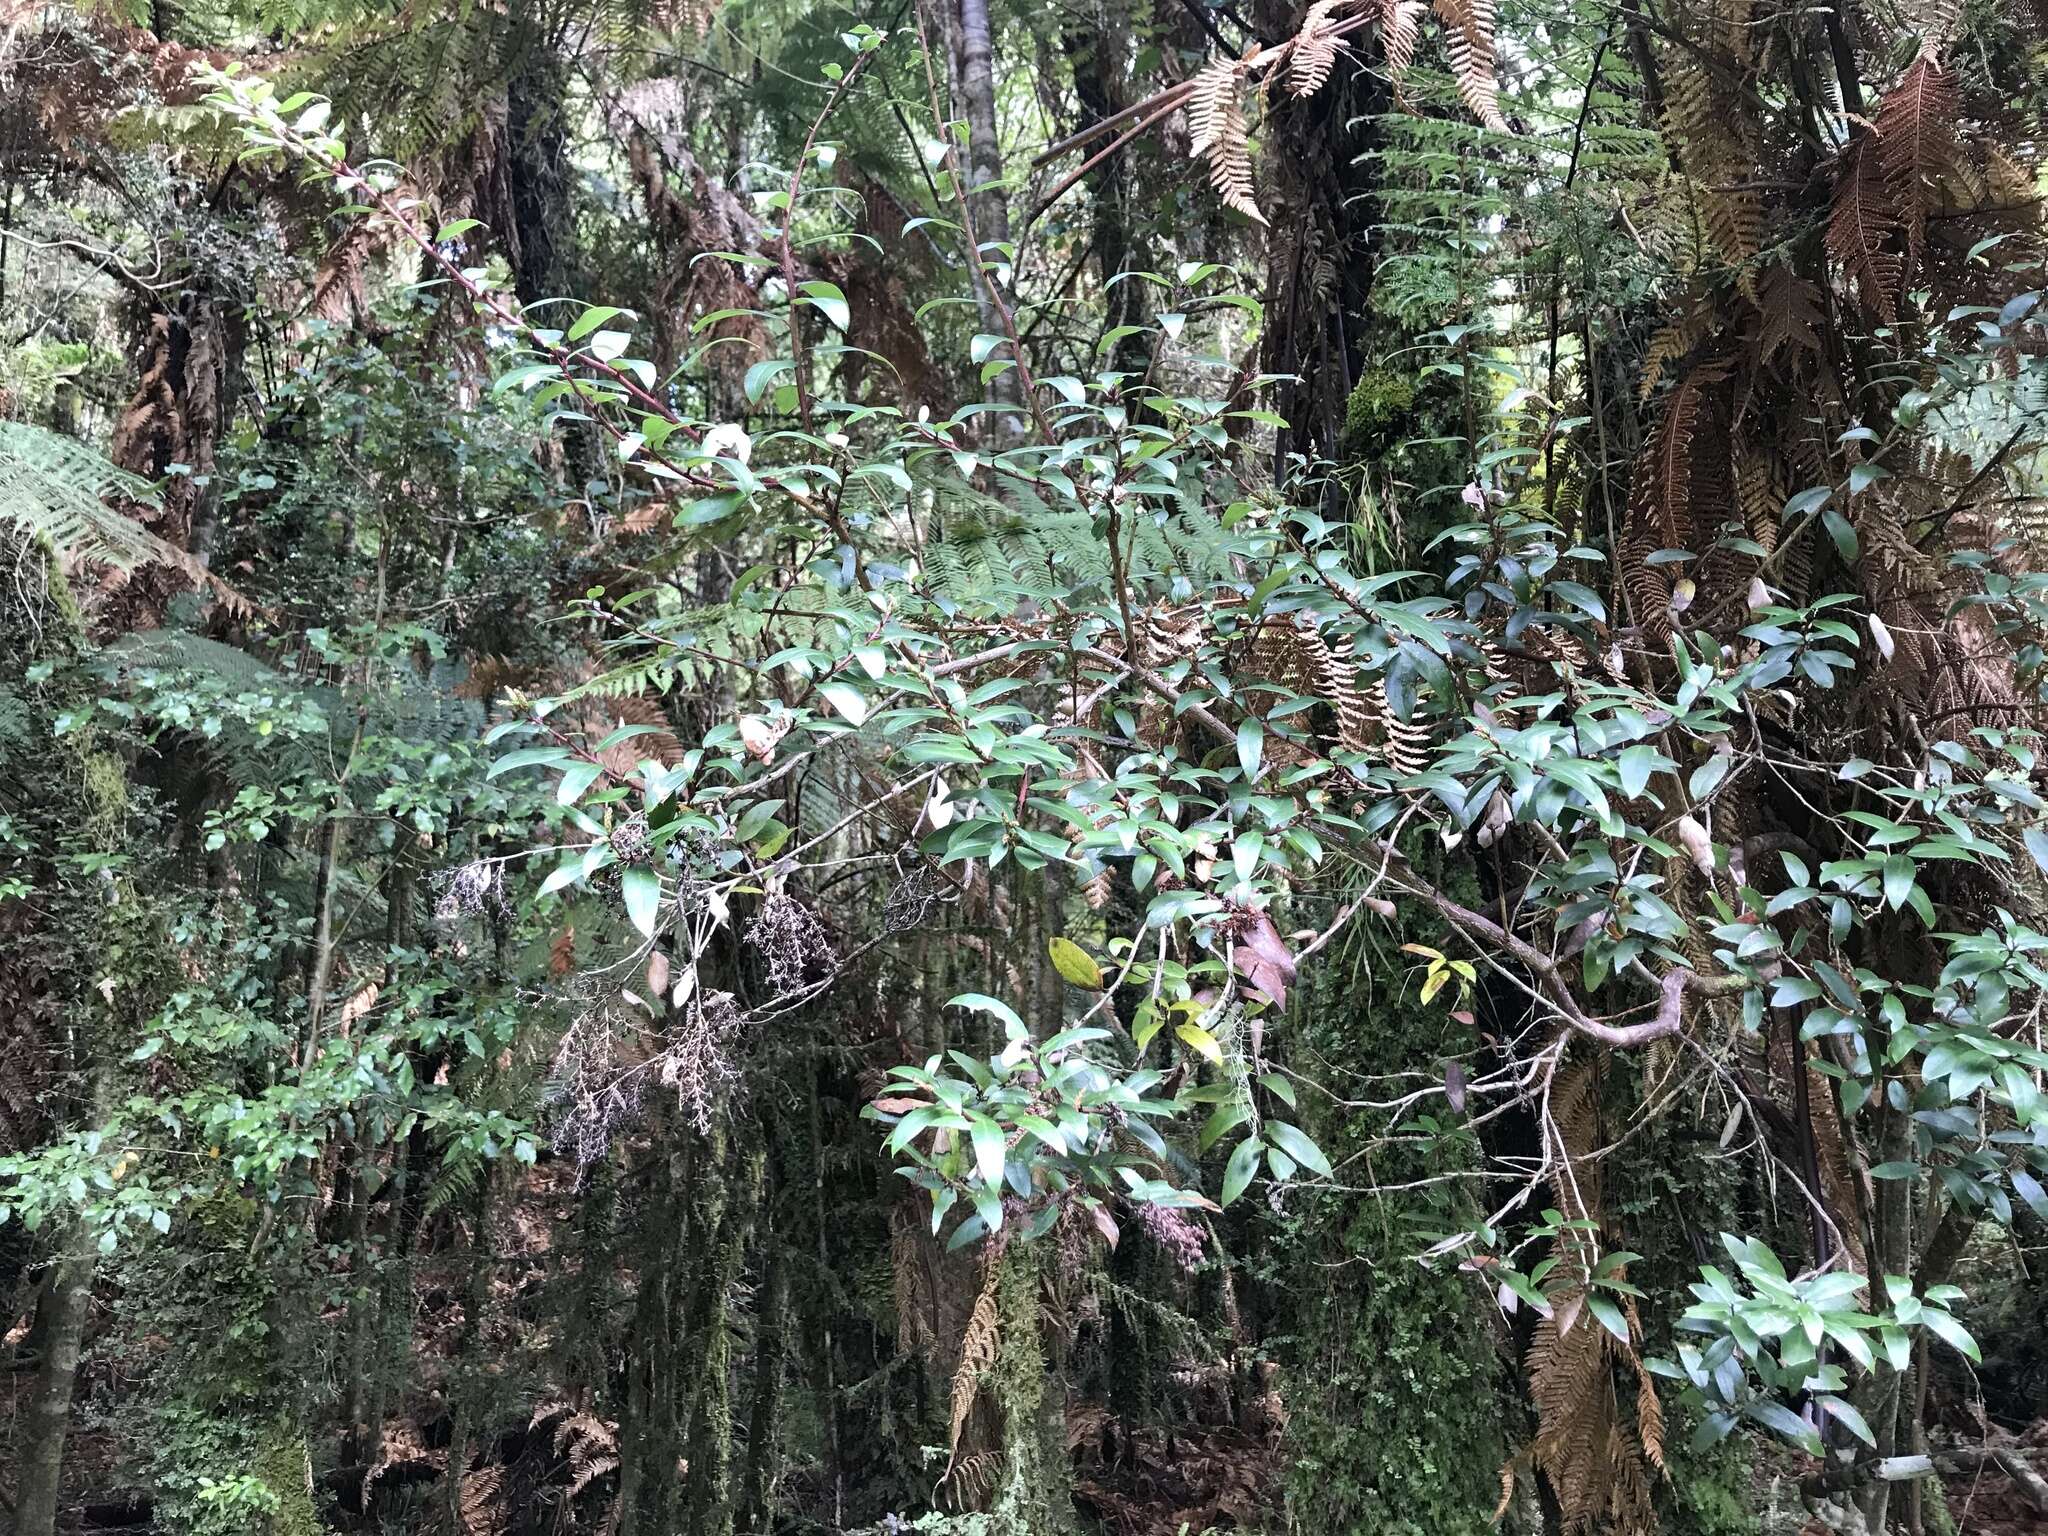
top-left (4, 536), bottom-right (137, 1536)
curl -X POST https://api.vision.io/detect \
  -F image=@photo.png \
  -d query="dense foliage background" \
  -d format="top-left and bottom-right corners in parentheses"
top-left (2, 0), bottom-right (2046, 1534)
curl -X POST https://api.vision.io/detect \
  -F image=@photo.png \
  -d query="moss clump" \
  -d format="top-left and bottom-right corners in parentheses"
top-left (146, 1410), bottom-right (318, 1536)
top-left (251, 1423), bottom-right (320, 1536)
top-left (1341, 366), bottom-right (1418, 450)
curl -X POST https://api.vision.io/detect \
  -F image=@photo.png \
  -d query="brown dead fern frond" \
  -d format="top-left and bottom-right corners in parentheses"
top-left (1636, 361), bottom-right (1732, 555)
top-left (1382, 0), bottom-right (1425, 106)
top-left (1828, 133), bottom-right (1905, 322)
top-left (1752, 263), bottom-right (1826, 367)
top-left (1432, 0), bottom-right (1507, 131)
top-left (1876, 47), bottom-right (1963, 271)
top-left (1290, 0), bottom-right (1351, 97)
top-left (1639, 290), bottom-right (1721, 403)
top-left (1188, 60), bottom-right (1267, 225)
top-left (946, 1252), bottom-right (1003, 1456)
top-left (1517, 1060), bottom-right (1661, 1533)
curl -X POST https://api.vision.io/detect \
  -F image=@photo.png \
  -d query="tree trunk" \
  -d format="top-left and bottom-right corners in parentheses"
top-left (736, 1233), bottom-right (788, 1534)
top-left (13, 1237), bottom-right (93, 1536)
top-left (952, 0), bottom-right (1020, 414)
top-left (441, 1168), bottom-right (501, 1534)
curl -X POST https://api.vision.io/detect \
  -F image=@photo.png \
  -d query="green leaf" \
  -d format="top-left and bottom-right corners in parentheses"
top-left (557, 760), bottom-right (603, 806)
top-left (2009, 1169), bottom-right (2048, 1223)
top-left (817, 682), bottom-right (868, 726)
top-left (968, 1113), bottom-right (1007, 1186)
top-left (1617, 744), bottom-right (1660, 800)
top-left (621, 866), bottom-right (662, 939)
top-left (1921, 1309), bottom-right (1979, 1362)
top-left (568, 304), bottom-right (632, 342)
top-left (798, 280), bottom-right (850, 330)
top-left (1586, 1293), bottom-right (1631, 1344)
top-left (744, 358), bottom-right (794, 402)
top-left (1822, 508), bottom-right (1858, 561)
top-left (487, 746), bottom-right (571, 779)
top-left (1818, 1396), bottom-right (1875, 1447)
top-left (1783, 486), bottom-right (1832, 519)
top-left (1048, 936), bottom-right (1104, 989)
top-left (1747, 1398), bottom-right (1821, 1455)
top-left (1237, 717), bottom-right (1264, 781)
top-left (1259, 1072), bottom-right (1297, 1107)
top-left (1881, 854), bottom-right (1915, 911)
top-left (1221, 1137), bottom-right (1261, 1205)
top-left (1201, 1103), bottom-right (1251, 1152)
top-left (1690, 753), bottom-right (1732, 800)
top-left (1264, 1121), bottom-right (1331, 1177)
top-left (972, 1186), bottom-right (1004, 1234)
top-left (949, 992), bottom-right (1027, 1038)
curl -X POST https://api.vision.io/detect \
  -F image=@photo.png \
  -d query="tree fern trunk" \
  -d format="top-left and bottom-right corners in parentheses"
top-left (683, 1143), bottom-right (763, 1536)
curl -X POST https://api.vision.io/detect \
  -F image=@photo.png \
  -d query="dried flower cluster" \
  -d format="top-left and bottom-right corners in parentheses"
top-left (609, 811), bottom-right (652, 864)
top-left (883, 865), bottom-right (949, 933)
top-left (747, 892), bottom-right (834, 995)
top-left (432, 857), bottom-right (509, 922)
top-left (546, 1007), bottom-right (643, 1166)
top-left (1137, 1203), bottom-right (1206, 1271)
top-left (665, 824), bottom-right (728, 901)
top-left (657, 988), bottom-right (744, 1135)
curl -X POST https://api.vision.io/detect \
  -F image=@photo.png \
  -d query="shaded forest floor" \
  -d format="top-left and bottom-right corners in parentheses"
top-left (9, 1246), bottom-right (2048, 1536)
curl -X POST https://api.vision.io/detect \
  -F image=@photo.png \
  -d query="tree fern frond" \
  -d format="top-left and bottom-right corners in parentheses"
top-left (1876, 47), bottom-right (1963, 271)
top-left (1431, 0), bottom-right (1507, 132)
top-left (0, 424), bottom-right (248, 614)
top-left (1827, 135), bottom-right (1904, 322)
top-left (1188, 60), bottom-right (1266, 225)
top-left (1381, 0), bottom-right (1424, 105)
top-left (1290, 0), bottom-right (1348, 98)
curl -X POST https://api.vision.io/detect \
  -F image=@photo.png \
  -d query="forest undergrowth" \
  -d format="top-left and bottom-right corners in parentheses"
top-left (2, 0), bottom-right (2047, 1533)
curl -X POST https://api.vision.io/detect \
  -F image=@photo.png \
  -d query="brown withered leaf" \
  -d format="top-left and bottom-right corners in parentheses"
top-left (1231, 910), bottom-right (1298, 1010)
top-left (871, 1095), bottom-right (931, 1115)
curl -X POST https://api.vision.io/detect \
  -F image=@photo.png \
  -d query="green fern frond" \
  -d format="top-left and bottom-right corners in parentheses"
top-left (103, 631), bottom-right (287, 690)
top-left (0, 423), bottom-right (179, 573)
top-left (419, 1140), bottom-right (487, 1225)
top-left (0, 424), bottom-right (249, 612)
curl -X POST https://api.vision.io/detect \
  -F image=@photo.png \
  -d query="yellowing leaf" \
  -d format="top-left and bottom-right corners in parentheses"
top-left (1048, 936), bottom-right (1104, 989)
top-left (1176, 1022), bottom-right (1223, 1063)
